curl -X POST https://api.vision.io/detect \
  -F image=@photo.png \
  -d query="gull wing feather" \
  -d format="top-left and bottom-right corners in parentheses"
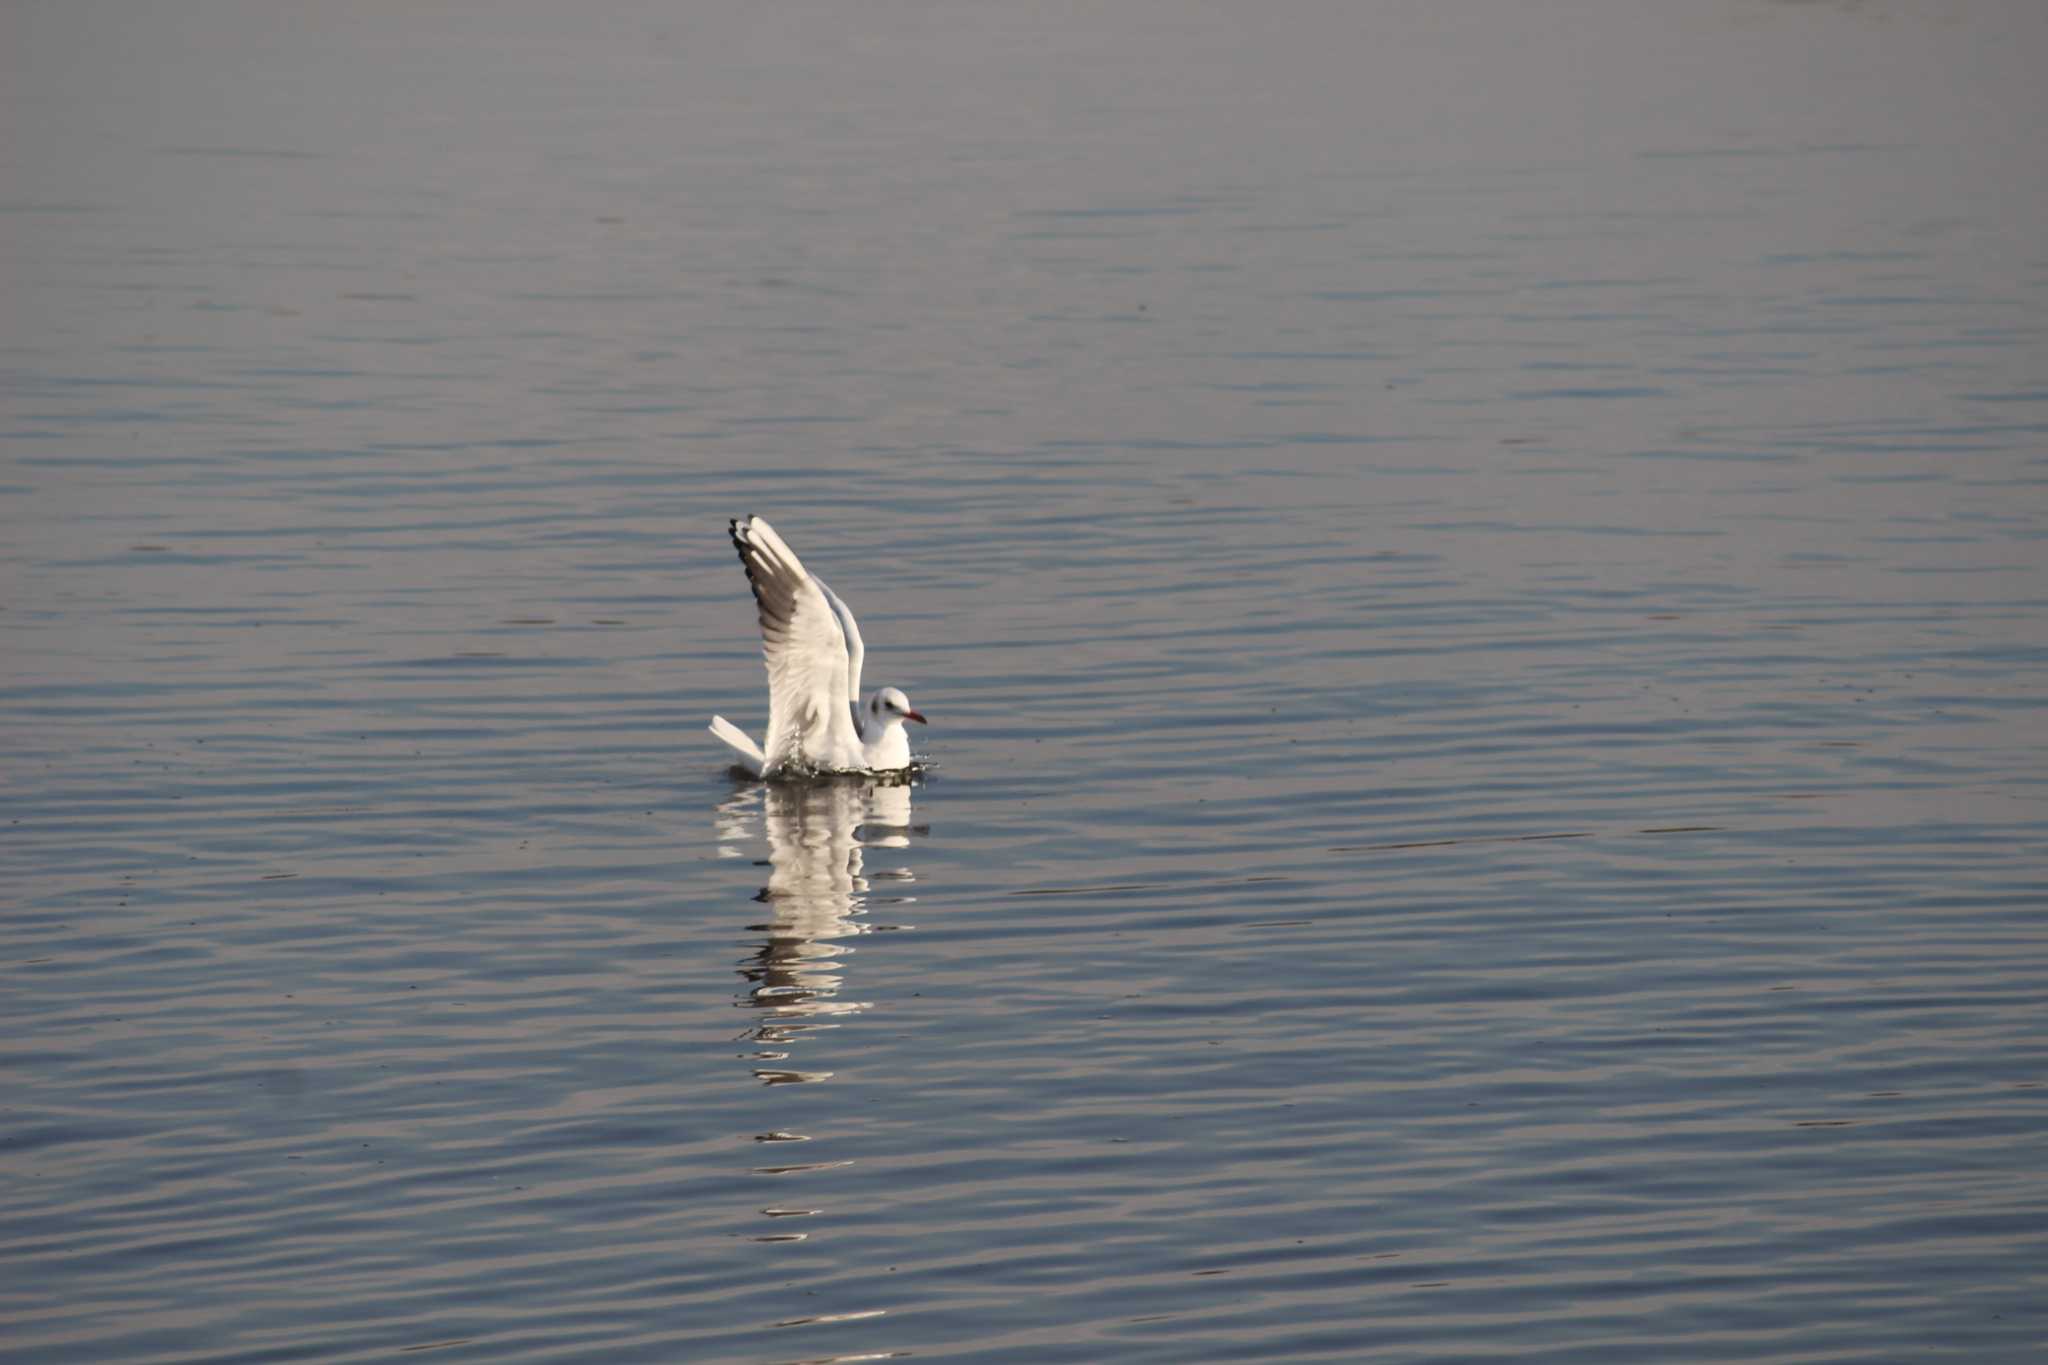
top-left (730, 515), bottom-right (863, 772)
top-left (813, 574), bottom-right (866, 712)
top-left (707, 715), bottom-right (766, 777)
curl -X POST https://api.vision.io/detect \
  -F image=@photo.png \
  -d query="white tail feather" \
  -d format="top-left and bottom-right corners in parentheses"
top-left (708, 715), bottom-right (766, 777)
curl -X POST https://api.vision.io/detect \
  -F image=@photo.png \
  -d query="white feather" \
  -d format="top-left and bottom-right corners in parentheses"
top-left (707, 715), bottom-right (766, 777)
top-left (815, 575), bottom-right (866, 715)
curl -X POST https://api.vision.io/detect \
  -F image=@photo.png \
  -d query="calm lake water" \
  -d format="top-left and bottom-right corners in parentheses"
top-left (5, 1), bottom-right (2047, 1360)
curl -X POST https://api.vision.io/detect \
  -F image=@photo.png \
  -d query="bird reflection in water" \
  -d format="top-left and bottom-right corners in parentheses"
top-left (715, 774), bottom-right (920, 1086)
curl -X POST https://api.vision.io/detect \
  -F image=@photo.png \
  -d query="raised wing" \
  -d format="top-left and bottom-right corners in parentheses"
top-left (813, 575), bottom-right (866, 709)
top-left (731, 516), bottom-right (864, 772)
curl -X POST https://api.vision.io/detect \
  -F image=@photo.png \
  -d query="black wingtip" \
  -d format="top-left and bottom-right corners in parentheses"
top-left (730, 515), bottom-right (770, 616)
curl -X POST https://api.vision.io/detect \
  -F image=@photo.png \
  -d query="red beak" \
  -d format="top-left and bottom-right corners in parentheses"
top-left (903, 709), bottom-right (927, 725)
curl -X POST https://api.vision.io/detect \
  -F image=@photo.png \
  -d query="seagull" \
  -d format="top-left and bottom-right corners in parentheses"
top-left (709, 515), bottom-right (927, 778)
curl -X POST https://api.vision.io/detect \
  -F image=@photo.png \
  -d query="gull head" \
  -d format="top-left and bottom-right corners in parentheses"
top-left (869, 686), bottom-right (927, 727)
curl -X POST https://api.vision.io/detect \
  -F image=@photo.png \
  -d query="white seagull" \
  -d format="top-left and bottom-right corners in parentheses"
top-left (709, 515), bottom-right (927, 778)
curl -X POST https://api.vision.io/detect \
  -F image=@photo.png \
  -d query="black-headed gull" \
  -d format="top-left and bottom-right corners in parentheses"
top-left (709, 515), bottom-right (927, 778)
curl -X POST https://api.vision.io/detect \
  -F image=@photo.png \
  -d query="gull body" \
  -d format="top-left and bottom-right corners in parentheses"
top-left (709, 515), bottom-right (926, 778)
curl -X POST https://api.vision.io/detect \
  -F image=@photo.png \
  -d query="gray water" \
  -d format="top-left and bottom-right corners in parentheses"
top-left (5, 2), bottom-right (2047, 1360)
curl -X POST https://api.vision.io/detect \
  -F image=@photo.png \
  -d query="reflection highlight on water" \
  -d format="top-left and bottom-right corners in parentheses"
top-left (720, 778), bottom-right (923, 1248)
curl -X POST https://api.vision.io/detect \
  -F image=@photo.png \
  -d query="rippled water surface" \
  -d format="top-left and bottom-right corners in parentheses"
top-left (6, 2), bottom-right (2048, 1360)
